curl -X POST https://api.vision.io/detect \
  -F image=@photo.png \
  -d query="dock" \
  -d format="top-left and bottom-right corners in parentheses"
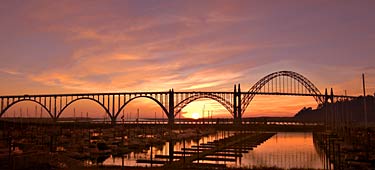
top-left (137, 132), bottom-right (275, 168)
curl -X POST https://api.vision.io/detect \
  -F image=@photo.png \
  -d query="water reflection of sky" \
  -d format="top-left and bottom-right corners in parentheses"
top-left (102, 132), bottom-right (324, 169)
top-left (239, 132), bottom-right (324, 169)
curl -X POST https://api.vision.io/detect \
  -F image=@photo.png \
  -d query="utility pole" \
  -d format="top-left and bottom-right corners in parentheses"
top-left (202, 104), bottom-right (205, 124)
top-left (362, 73), bottom-right (367, 129)
top-left (137, 108), bottom-right (139, 124)
top-left (344, 90), bottom-right (348, 126)
top-left (137, 109), bottom-right (139, 119)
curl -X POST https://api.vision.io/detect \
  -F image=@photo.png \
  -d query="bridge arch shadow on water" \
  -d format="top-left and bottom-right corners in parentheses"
top-left (0, 71), bottom-right (356, 124)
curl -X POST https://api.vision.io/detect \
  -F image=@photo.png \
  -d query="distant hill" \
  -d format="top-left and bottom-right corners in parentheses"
top-left (294, 96), bottom-right (375, 123)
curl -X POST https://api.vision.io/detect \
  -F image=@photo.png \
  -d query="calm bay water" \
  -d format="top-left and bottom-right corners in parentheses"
top-left (100, 132), bottom-right (324, 169)
top-left (238, 132), bottom-right (324, 169)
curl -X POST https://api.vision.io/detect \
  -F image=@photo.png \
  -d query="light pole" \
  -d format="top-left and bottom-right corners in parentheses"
top-left (362, 73), bottom-right (367, 128)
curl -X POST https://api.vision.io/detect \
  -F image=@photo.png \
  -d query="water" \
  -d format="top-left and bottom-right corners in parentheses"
top-left (237, 132), bottom-right (324, 169)
top-left (99, 131), bottom-right (234, 167)
top-left (100, 132), bottom-right (324, 169)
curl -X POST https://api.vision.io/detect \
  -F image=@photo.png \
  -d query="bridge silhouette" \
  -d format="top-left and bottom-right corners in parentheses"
top-left (0, 71), bottom-right (357, 124)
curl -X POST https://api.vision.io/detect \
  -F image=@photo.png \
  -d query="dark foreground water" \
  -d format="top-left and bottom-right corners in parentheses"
top-left (97, 132), bottom-right (324, 169)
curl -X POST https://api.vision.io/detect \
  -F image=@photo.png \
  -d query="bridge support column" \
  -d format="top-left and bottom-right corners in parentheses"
top-left (233, 85), bottom-right (237, 122)
top-left (52, 96), bottom-right (58, 123)
top-left (52, 117), bottom-right (58, 123)
top-left (111, 116), bottom-right (116, 125)
top-left (0, 98), bottom-right (3, 118)
top-left (330, 88), bottom-right (335, 129)
top-left (324, 88), bottom-right (328, 127)
top-left (168, 89), bottom-right (175, 127)
top-left (233, 84), bottom-right (242, 125)
top-left (237, 84), bottom-right (242, 125)
top-left (53, 96), bottom-right (57, 119)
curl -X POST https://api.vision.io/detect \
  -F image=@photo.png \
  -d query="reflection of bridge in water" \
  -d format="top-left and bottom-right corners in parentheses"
top-left (136, 132), bottom-right (324, 169)
top-left (0, 71), bottom-right (357, 124)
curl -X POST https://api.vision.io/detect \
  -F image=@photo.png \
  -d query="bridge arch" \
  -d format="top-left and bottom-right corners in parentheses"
top-left (0, 99), bottom-right (53, 118)
top-left (114, 96), bottom-right (169, 119)
top-left (174, 94), bottom-right (233, 117)
top-left (57, 97), bottom-right (111, 119)
top-left (241, 71), bottom-right (323, 116)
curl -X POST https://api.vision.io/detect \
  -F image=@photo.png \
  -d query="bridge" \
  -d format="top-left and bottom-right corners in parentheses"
top-left (0, 71), bottom-right (357, 125)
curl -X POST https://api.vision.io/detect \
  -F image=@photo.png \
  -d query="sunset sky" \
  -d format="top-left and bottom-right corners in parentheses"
top-left (1, 0), bottom-right (374, 118)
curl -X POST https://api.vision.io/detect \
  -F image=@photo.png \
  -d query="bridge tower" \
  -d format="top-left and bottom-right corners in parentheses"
top-left (168, 89), bottom-right (174, 126)
top-left (233, 84), bottom-right (242, 125)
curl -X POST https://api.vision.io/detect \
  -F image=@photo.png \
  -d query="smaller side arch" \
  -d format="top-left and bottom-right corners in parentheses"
top-left (114, 96), bottom-right (169, 120)
top-left (0, 99), bottom-right (53, 118)
top-left (57, 97), bottom-right (111, 119)
top-left (174, 94), bottom-right (233, 117)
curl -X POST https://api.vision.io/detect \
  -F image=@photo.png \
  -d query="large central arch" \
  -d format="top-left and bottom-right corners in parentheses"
top-left (174, 94), bottom-right (233, 117)
top-left (241, 71), bottom-right (323, 116)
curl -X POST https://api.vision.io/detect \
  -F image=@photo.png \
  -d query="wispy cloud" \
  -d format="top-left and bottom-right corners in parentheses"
top-left (0, 68), bottom-right (22, 76)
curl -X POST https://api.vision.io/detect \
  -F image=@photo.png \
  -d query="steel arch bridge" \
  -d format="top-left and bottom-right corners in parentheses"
top-left (0, 71), bottom-right (357, 124)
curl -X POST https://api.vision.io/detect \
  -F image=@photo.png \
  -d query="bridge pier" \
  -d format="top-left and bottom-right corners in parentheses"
top-left (168, 89), bottom-right (175, 126)
top-left (111, 117), bottom-right (116, 125)
top-left (52, 117), bottom-right (58, 123)
top-left (237, 84), bottom-right (242, 125)
top-left (233, 84), bottom-right (242, 125)
top-left (233, 85), bottom-right (237, 122)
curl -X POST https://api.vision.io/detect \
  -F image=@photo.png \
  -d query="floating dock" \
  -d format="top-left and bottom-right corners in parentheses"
top-left (137, 132), bottom-right (275, 167)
